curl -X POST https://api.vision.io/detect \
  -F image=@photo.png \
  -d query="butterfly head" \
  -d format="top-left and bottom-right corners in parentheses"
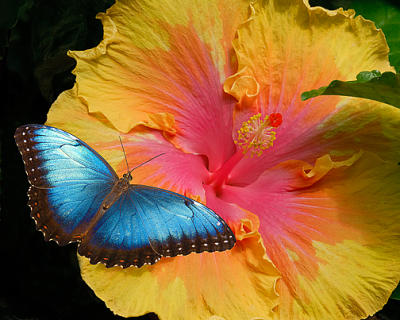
top-left (122, 173), bottom-right (133, 182)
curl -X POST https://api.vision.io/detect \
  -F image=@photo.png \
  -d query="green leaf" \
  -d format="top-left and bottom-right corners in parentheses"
top-left (301, 70), bottom-right (400, 108)
top-left (391, 282), bottom-right (400, 300)
top-left (349, 0), bottom-right (400, 72)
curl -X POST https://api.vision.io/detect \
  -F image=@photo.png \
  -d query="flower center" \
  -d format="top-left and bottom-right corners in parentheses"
top-left (235, 113), bottom-right (282, 157)
top-left (207, 112), bottom-right (282, 195)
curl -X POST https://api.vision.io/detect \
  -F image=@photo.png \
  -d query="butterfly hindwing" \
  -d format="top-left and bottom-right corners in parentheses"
top-left (131, 186), bottom-right (235, 256)
top-left (15, 125), bottom-right (118, 244)
top-left (79, 185), bottom-right (235, 268)
top-left (78, 191), bottom-right (162, 268)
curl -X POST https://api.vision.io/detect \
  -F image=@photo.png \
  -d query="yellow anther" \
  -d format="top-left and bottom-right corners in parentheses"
top-left (235, 113), bottom-right (282, 157)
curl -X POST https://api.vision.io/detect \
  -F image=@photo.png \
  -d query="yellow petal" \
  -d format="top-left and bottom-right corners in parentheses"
top-left (320, 98), bottom-right (400, 163)
top-left (219, 151), bottom-right (400, 319)
top-left (275, 152), bottom-right (400, 319)
top-left (225, 0), bottom-right (392, 123)
top-left (68, 0), bottom-right (249, 134)
top-left (79, 212), bottom-right (280, 320)
top-left (286, 155), bottom-right (400, 319)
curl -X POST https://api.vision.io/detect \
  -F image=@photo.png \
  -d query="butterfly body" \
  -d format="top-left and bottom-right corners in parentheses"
top-left (15, 124), bottom-right (235, 268)
top-left (99, 174), bottom-right (131, 212)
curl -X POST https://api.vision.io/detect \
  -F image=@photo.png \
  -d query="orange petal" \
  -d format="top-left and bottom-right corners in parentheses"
top-left (68, 0), bottom-right (250, 170)
top-left (221, 152), bottom-right (400, 319)
top-left (224, 0), bottom-right (398, 187)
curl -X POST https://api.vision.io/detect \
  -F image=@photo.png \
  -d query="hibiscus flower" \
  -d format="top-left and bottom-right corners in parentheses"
top-left (46, 0), bottom-right (400, 319)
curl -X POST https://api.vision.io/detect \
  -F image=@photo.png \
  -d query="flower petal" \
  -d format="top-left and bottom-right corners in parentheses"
top-left (78, 207), bottom-right (280, 320)
top-left (47, 87), bottom-right (210, 198)
top-left (228, 98), bottom-right (400, 186)
top-left (122, 132), bottom-right (210, 198)
top-left (46, 87), bottom-right (122, 159)
top-left (224, 0), bottom-right (394, 184)
top-left (68, 0), bottom-right (250, 170)
top-left (226, 0), bottom-right (391, 112)
top-left (221, 152), bottom-right (400, 319)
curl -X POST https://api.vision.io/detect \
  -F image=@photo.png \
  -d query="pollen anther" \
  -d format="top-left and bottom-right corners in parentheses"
top-left (235, 113), bottom-right (282, 157)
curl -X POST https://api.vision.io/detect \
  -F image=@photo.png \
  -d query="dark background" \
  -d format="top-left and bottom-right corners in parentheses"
top-left (1, 0), bottom-right (399, 319)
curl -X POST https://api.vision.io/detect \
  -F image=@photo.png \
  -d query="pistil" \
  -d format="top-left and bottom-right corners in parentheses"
top-left (235, 113), bottom-right (282, 157)
top-left (207, 112), bottom-right (282, 195)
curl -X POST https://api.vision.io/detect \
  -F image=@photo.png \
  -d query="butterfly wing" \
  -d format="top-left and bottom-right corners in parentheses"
top-left (15, 124), bottom-right (118, 245)
top-left (79, 185), bottom-right (235, 268)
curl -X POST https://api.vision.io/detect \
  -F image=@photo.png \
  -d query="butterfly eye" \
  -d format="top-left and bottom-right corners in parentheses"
top-left (122, 173), bottom-right (133, 181)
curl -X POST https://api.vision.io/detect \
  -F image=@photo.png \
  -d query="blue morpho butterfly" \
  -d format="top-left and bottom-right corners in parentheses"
top-left (15, 124), bottom-right (235, 268)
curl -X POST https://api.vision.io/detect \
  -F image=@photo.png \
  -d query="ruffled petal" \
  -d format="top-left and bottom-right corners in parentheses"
top-left (220, 152), bottom-right (400, 319)
top-left (224, 0), bottom-right (394, 184)
top-left (226, 0), bottom-right (391, 113)
top-left (68, 0), bottom-right (250, 170)
top-left (78, 207), bottom-right (280, 320)
top-left (46, 87), bottom-right (122, 161)
top-left (228, 99), bottom-right (400, 185)
top-left (47, 88), bottom-right (210, 198)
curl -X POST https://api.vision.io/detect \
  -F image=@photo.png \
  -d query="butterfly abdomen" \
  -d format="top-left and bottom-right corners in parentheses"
top-left (99, 177), bottom-right (130, 211)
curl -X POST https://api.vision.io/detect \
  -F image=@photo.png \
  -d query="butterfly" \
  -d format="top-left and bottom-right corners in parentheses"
top-left (14, 124), bottom-right (235, 268)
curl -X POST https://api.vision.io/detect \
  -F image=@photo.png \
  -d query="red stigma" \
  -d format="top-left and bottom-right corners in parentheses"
top-left (269, 113), bottom-right (282, 127)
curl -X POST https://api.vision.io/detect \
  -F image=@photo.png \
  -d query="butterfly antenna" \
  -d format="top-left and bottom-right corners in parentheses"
top-left (129, 153), bottom-right (166, 174)
top-left (119, 136), bottom-right (130, 173)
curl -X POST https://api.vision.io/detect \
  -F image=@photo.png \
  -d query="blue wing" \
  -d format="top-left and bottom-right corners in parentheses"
top-left (15, 124), bottom-right (118, 245)
top-left (79, 185), bottom-right (235, 268)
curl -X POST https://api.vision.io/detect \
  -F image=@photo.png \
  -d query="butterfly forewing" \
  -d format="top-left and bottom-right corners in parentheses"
top-left (15, 125), bottom-right (118, 244)
top-left (15, 125), bottom-right (117, 188)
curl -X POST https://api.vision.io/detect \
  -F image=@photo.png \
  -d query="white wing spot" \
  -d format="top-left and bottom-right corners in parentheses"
top-left (26, 148), bottom-right (30, 151)
top-left (22, 132), bottom-right (26, 136)
top-left (29, 157), bottom-right (32, 161)
top-left (217, 222), bottom-right (221, 226)
top-left (229, 235), bottom-right (233, 238)
top-left (166, 249), bottom-right (170, 252)
top-left (191, 244), bottom-right (196, 248)
top-left (23, 139), bottom-right (27, 143)
top-left (25, 126), bottom-right (29, 130)
top-left (203, 243), bottom-right (208, 246)
top-left (31, 169), bottom-right (34, 172)
top-left (215, 242), bottom-right (219, 245)
top-left (223, 240), bottom-right (228, 243)
top-left (178, 248), bottom-right (182, 251)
